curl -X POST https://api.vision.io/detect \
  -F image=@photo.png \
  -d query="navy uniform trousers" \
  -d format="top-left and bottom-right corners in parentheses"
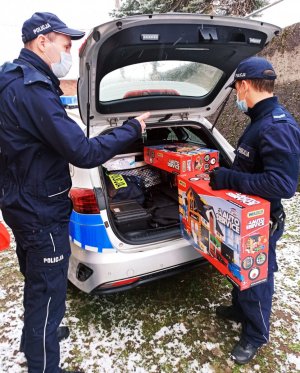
top-left (231, 224), bottom-right (284, 347)
top-left (13, 223), bottom-right (71, 373)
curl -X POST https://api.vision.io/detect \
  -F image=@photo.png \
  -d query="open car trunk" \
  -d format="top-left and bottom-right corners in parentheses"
top-left (77, 15), bottom-right (280, 245)
top-left (100, 121), bottom-right (232, 245)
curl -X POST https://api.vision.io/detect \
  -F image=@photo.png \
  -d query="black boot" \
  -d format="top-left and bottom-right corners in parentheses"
top-left (231, 338), bottom-right (258, 364)
top-left (56, 326), bottom-right (70, 341)
top-left (216, 305), bottom-right (243, 323)
top-left (61, 370), bottom-right (84, 373)
top-left (20, 326), bottom-right (70, 352)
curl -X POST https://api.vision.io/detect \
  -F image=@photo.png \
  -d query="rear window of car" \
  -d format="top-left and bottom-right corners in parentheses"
top-left (99, 60), bottom-right (223, 102)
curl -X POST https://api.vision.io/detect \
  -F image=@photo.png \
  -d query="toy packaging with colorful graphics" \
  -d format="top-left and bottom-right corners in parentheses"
top-left (144, 144), bottom-right (219, 174)
top-left (178, 172), bottom-right (270, 290)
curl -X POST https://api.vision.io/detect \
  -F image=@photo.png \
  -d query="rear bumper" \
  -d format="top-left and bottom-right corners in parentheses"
top-left (68, 239), bottom-right (204, 294)
top-left (92, 258), bottom-right (206, 295)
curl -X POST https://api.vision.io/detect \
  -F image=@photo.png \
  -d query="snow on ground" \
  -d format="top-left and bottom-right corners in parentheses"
top-left (0, 194), bottom-right (299, 373)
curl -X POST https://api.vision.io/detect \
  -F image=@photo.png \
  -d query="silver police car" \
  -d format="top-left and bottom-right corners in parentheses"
top-left (67, 14), bottom-right (280, 294)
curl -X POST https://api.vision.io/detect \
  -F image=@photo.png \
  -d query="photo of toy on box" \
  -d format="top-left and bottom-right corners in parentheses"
top-left (144, 143), bottom-right (219, 174)
top-left (178, 172), bottom-right (270, 290)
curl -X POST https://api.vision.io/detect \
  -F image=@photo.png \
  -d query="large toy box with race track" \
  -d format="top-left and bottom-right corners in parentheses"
top-left (144, 143), bottom-right (219, 174)
top-left (177, 171), bottom-right (270, 290)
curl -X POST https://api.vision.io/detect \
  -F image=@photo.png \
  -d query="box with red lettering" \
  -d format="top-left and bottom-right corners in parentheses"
top-left (144, 143), bottom-right (219, 174)
top-left (178, 171), bottom-right (270, 290)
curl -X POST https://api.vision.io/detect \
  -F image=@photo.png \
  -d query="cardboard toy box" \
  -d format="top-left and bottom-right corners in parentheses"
top-left (144, 143), bottom-right (219, 174)
top-left (177, 172), bottom-right (270, 290)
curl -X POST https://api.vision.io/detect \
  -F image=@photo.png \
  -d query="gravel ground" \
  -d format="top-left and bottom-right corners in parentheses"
top-left (0, 194), bottom-right (299, 373)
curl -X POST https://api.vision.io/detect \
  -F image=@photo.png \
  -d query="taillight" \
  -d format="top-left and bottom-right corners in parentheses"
top-left (99, 276), bottom-right (141, 289)
top-left (69, 188), bottom-right (100, 214)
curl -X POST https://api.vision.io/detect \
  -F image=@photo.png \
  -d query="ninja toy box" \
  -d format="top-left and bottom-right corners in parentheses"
top-left (144, 143), bottom-right (219, 174)
top-left (178, 172), bottom-right (270, 290)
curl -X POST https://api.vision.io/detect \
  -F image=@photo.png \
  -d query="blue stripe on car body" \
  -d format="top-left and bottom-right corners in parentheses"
top-left (69, 211), bottom-right (113, 252)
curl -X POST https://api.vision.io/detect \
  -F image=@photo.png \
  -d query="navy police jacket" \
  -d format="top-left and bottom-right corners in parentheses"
top-left (0, 49), bottom-right (142, 231)
top-left (213, 96), bottom-right (300, 215)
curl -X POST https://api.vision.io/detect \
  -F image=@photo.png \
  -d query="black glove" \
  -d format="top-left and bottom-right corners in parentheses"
top-left (209, 167), bottom-right (230, 190)
top-left (208, 167), bottom-right (218, 189)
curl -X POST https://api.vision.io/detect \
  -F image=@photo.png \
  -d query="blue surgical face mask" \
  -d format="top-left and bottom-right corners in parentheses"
top-left (236, 92), bottom-right (248, 112)
top-left (44, 40), bottom-right (72, 78)
top-left (51, 51), bottom-right (72, 78)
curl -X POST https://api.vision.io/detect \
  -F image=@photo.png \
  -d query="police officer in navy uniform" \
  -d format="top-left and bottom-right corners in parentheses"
top-left (209, 57), bottom-right (300, 364)
top-left (0, 12), bottom-right (149, 373)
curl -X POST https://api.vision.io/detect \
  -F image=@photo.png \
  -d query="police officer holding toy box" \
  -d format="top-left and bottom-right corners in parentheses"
top-left (209, 56), bottom-right (300, 365)
top-left (0, 12), bottom-right (149, 373)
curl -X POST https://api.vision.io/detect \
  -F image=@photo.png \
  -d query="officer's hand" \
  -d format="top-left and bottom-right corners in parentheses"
top-left (209, 167), bottom-right (229, 190)
top-left (135, 112), bottom-right (150, 133)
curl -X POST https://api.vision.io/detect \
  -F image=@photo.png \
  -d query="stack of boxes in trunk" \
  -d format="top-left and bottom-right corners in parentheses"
top-left (144, 143), bottom-right (219, 174)
top-left (144, 144), bottom-right (270, 290)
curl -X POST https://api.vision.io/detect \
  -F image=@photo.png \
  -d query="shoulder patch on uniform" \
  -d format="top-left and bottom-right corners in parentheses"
top-left (272, 107), bottom-right (286, 121)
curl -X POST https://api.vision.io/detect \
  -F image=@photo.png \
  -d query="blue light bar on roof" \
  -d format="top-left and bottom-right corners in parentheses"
top-left (60, 95), bottom-right (78, 107)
